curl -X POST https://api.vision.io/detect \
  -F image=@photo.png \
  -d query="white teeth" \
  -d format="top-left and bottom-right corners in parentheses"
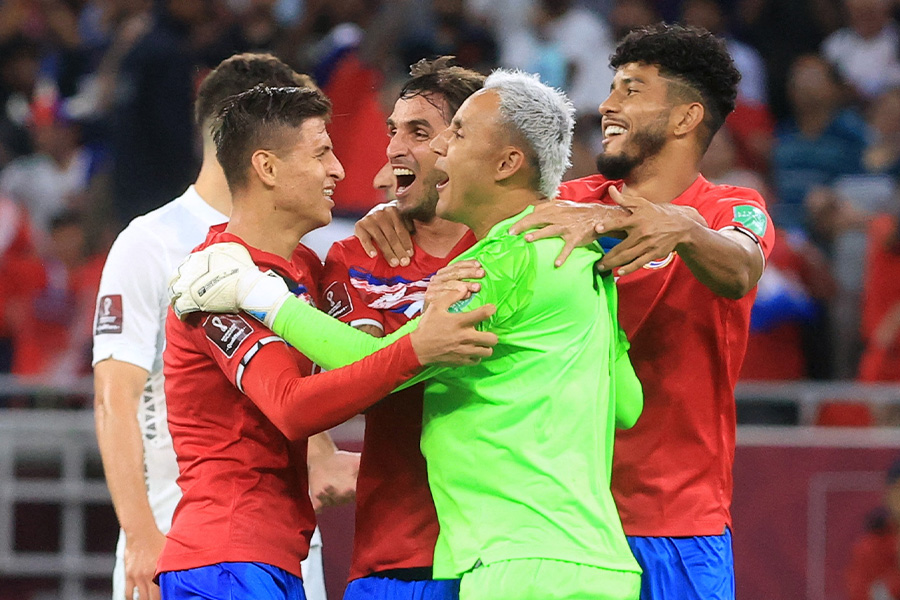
top-left (604, 125), bottom-right (627, 137)
top-left (393, 167), bottom-right (414, 176)
top-left (324, 189), bottom-right (334, 196)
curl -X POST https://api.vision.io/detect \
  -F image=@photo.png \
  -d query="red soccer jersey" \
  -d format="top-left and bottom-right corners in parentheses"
top-left (558, 174), bottom-right (775, 537)
top-left (321, 232), bottom-right (475, 580)
top-left (159, 225), bottom-right (421, 578)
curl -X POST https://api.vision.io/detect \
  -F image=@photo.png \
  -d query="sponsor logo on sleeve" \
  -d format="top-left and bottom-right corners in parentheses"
top-left (203, 314), bottom-right (253, 358)
top-left (732, 205), bottom-right (768, 237)
top-left (323, 281), bottom-right (353, 318)
top-left (94, 295), bottom-right (123, 334)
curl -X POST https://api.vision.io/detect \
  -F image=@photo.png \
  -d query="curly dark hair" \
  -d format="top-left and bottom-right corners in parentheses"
top-left (212, 85), bottom-right (331, 191)
top-left (399, 56), bottom-right (485, 123)
top-left (610, 23), bottom-right (740, 148)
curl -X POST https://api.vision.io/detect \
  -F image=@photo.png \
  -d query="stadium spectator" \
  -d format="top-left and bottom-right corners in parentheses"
top-left (864, 86), bottom-right (900, 177)
top-left (845, 457), bottom-right (900, 600)
top-left (859, 212), bottom-right (900, 382)
top-left (93, 0), bottom-right (200, 226)
top-left (0, 35), bottom-right (40, 166)
top-left (771, 54), bottom-right (869, 231)
top-left (734, 0), bottom-right (843, 120)
top-left (8, 210), bottom-right (103, 382)
top-left (92, 54), bottom-right (349, 600)
top-left (822, 0), bottom-right (900, 101)
top-left (0, 195), bottom-right (37, 374)
top-left (0, 96), bottom-right (100, 239)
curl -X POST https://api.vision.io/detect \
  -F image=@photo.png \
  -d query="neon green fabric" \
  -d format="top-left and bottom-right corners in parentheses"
top-left (270, 295), bottom-right (416, 368)
top-left (270, 205), bottom-right (643, 580)
top-left (406, 205), bottom-right (642, 578)
top-left (458, 558), bottom-right (641, 600)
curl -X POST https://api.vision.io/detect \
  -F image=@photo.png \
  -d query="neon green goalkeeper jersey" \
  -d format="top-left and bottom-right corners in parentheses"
top-left (267, 205), bottom-right (643, 579)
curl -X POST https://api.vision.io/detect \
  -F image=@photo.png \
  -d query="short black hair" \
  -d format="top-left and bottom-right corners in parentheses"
top-left (399, 56), bottom-right (485, 123)
top-left (212, 85), bottom-right (331, 191)
top-left (195, 53), bottom-right (316, 130)
top-left (610, 23), bottom-right (740, 149)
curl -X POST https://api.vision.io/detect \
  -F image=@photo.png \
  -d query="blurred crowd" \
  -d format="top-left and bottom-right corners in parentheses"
top-left (0, 0), bottom-right (899, 406)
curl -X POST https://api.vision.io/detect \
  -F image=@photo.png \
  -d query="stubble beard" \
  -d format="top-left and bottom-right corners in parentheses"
top-left (595, 114), bottom-right (669, 181)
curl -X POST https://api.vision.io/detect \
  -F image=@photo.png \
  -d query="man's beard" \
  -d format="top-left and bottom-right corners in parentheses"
top-left (595, 116), bottom-right (668, 180)
top-left (400, 172), bottom-right (442, 224)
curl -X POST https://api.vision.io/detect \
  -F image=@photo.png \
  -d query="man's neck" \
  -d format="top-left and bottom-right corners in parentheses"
top-left (194, 156), bottom-right (233, 217)
top-left (622, 146), bottom-right (701, 204)
top-left (470, 189), bottom-right (541, 240)
top-left (225, 195), bottom-right (310, 261)
top-left (411, 216), bottom-right (470, 258)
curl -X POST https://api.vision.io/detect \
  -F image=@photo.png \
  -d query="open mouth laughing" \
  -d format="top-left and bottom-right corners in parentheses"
top-left (394, 167), bottom-right (416, 195)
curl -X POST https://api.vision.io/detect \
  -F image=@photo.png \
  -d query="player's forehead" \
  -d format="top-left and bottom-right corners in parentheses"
top-left (283, 116), bottom-right (331, 152)
top-left (389, 93), bottom-right (451, 130)
top-left (612, 62), bottom-right (665, 87)
top-left (452, 89), bottom-right (500, 131)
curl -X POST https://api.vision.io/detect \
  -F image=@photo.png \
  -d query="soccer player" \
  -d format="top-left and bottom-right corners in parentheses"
top-left (498, 25), bottom-right (775, 600)
top-left (319, 57), bottom-right (483, 600)
top-left (353, 24), bottom-right (776, 600)
top-left (158, 84), bottom-right (497, 600)
top-left (170, 70), bottom-right (644, 600)
top-left (92, 53), bottom-right (353, 600)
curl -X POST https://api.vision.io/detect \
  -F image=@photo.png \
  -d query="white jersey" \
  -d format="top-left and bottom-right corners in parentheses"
top-left (93, 186), bottom-right (227, 527)
top-left (93, 185), bottom-right (325, 600)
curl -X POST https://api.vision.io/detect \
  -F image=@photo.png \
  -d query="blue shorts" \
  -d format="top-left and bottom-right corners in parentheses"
top-left (627, 528), bottom-right (734, 600)
top-left (343, 575), bottom-right (460, 600)
top-left (159, 562), bottom-right (306, 600)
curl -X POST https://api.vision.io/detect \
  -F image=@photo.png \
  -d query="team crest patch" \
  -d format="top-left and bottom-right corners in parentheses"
top-left (203, 314), bottom-right (253, 358)
top-left (732, 205), bottom-right (768, 237)
top-left (94, 294), bottom-right (123, 334)
top-left (323, 281), bottom-right (354, 318)
top-left (449, 294), bottom-right (476, 313)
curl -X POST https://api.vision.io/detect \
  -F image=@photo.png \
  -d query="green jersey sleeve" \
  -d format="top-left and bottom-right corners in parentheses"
top-left (270, 295), bottom-right (416, 370)
top-left (598, 269), bottom-right (642, 429)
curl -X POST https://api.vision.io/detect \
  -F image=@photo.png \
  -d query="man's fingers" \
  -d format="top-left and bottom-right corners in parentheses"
top-left (614, 250), bottom-right (661, 276)
top-left (125, 576), bottom-right (135, 600)
top-left (365, 223), bottom-right (405, 266)
top-left (508, 212), bottom-right (550, 235)
top-left (522, 224), bottom-right (566, 243)
top-left (554, 240), bottom-right (577, 268)
top-left (149, 581), bottom-right (161, 600)
top-left (456, 304), bottom-right (498, 328)
top-left (355, 225), bottom-right (378, 258)
top-left (387, 208), bottom-right (415, 257)
top-left (431, 261), bottom-right (485, 284)
top-left (608, 186), bottom-right (647, 210)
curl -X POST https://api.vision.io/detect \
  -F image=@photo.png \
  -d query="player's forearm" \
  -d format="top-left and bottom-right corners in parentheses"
top-left (307, 431), bottom-right (339, 462)
top-left (243, 336), bottom-right (422, 440)
top-left (271, 295), bottom-right (416, 369)
top-left (93, 375), bottom-right (160, 537)
top-left (675, 224), bottom-right (763, 300)
top-left (613, 351), bottom-right (643, 429)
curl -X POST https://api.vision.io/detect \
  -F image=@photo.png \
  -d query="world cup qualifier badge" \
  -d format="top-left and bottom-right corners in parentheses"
top-left (95, 295), bottom-right (123, 334)
top-left (732, 205), bottom-right (768, 238)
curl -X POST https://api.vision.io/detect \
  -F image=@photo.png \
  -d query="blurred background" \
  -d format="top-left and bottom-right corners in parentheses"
top-left (1, 0), bottom-right (900, 598)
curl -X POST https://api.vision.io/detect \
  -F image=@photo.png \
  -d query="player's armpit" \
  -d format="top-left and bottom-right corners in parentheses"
top-left (240, 336), bottom-right (421, 441)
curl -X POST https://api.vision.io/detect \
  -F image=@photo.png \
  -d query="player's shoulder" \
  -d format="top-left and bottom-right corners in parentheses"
top-left (326, 234), bottom-right (368, 262)
top-left (694, 177), bottom-right (767, 211)
top-left (557, 174), bottom-right (618, 203)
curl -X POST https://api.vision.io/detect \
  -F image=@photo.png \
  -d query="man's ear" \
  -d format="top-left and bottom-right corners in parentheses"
top-left (672, 102), bottom-right (705, 138)
top-left (250, 149), bottom-right (278, 187)
top-left (495, 146), bottom-right (527, 182)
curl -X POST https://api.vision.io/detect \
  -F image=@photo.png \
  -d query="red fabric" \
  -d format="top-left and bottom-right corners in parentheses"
top-left (725, 101), bottom-right (775, 173)
top-left (740, 230), bottom-right (807, 380)
top-left (862, 215), bottom-right (900, 341)
top-left (323, 54), bottom-right (389, 216)
top-left (159, 226), bottom-right (421, 577)
top-left (558, 174), bottom-right (775, 537)
top-left (846, 524), bottom-right (900, 600)
top-left (321, 233), bottom-right (475, 580)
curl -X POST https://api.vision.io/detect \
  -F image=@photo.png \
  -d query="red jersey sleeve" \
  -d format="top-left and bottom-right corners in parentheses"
top-left (700, 187), bottom-right (775, 264)
top-left (321, 239), bottom-right (385, 330)
top-left (240, 334), bottom-right (422, 440)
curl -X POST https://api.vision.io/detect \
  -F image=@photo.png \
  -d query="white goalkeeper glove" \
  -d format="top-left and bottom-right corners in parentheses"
top-left (168, 242), bottom-right (292, 328)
